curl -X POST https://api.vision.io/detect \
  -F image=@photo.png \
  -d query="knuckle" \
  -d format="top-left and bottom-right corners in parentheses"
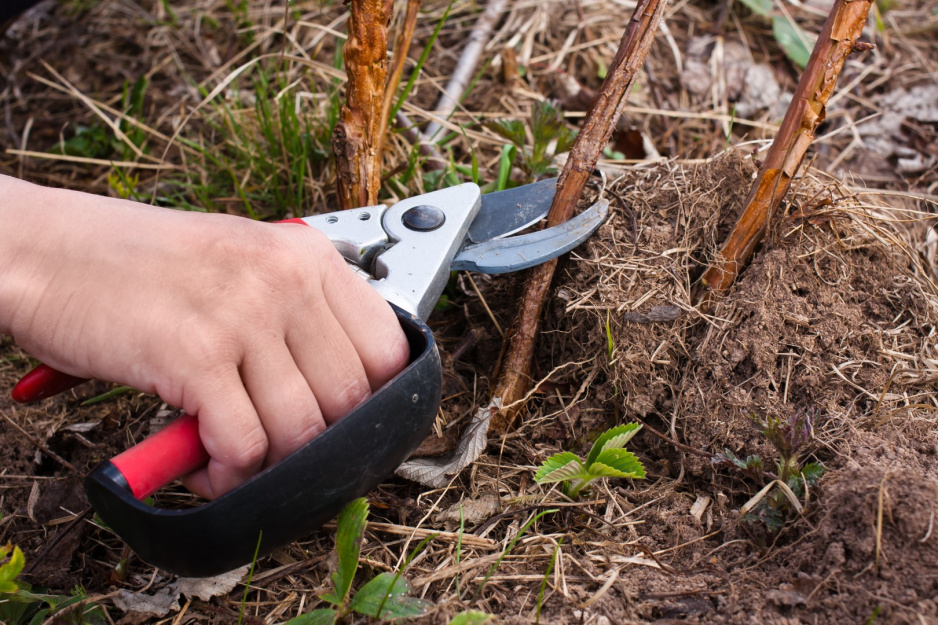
top-left (293, 410), bottom-right (327, 445)
top-left (227, 430), bottom-right (268, 471)
top-left (278, 393), bottom-right (327, 440)
top-left (332, 377), bottom-right (371, 418)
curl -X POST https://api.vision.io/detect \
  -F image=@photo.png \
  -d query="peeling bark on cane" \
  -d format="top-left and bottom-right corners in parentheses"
top-left (694, 0), bottom-right (875, 309)
top-left (332, 0), bottom-right (393, 210)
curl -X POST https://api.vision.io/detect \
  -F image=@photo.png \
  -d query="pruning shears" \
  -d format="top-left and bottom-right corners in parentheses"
top-left (11, 180), bottom-right (608, 576)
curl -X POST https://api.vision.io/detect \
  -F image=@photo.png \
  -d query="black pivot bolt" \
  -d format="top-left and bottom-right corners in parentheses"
top-left (402, 205), bottom-right (445, 231)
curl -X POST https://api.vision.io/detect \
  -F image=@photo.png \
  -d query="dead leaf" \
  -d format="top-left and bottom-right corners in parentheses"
top-left (26, 482), bottom-right (40, 522)
top-left (435, 494), bottom-right (501, 529)
top-left (396, 399), bottom-right (495, 487)
top-left (111, 565), bottom-right (249, 617)
top-left (176, 566), bottom-right (248, 601)
top-left (113, 587), bottom-right (180, 618)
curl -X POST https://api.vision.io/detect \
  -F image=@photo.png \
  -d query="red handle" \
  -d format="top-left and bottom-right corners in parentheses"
top-left (111, 414), bottom-right (209, 499)
top-left (11, 364), bottom-right (87, 402)
top-left (12, 364), bottom-right (209, 499)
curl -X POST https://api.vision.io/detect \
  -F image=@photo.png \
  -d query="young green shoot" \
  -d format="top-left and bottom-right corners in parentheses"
top-left (714, 408), bottom-right (826, 532)
top-left (1, 546), bottom-right (105, 625)
top-left (535, 538), bottom-right (562, 624)
top-left (535, 424), bottom-right (646, 499)
top-left (485, 100), bottom-right (578, 182)
top-left (237, 531), bottom-right (263, 625)
top-left (286, 498), bottom-right (430, 624)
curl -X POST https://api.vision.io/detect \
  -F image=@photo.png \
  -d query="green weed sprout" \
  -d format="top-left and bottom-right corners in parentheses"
top-left (534, 424), bottom-right (646, 499)
top-left (1, 545), bottom-right (105, 625)
top-left (714, 408), bottom-right (826, 532)
top-left (286, 498), bottom-right (431, 624)
top-left (484, 100), bottom-right (578, 181)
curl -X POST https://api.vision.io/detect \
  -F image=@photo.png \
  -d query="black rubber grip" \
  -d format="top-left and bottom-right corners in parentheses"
top-left (85, 306), bottom-right (441, 577)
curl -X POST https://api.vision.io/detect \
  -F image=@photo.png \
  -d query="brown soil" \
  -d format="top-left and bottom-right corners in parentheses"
top-left (527, 153), bottom-right (938, 624)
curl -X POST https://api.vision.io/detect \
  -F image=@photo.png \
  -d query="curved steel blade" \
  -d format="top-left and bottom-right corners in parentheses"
top-left (452, 199), bottom-right (609, 274)
top-left (469, 178), bottom-right (557, 244)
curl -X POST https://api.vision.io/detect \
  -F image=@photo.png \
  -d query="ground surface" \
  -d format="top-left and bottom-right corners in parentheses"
top-left (1, 0), bottom-right (937, 623)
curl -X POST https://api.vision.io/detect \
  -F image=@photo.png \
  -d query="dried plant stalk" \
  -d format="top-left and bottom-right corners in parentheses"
top-left (490, 0), bottom-right (669, 432)
top-left (695, 0), bottom-right (874, 304)
top-left (377, 0), bottom-right (421, 159)
top-left (332, 0), bottom-right (393, 210)
top-left (421, 0), bottom-right (510, 140)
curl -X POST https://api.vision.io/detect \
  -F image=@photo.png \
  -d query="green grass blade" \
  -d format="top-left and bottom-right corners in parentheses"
top-left (535, 538), bottom-right (562, 624)
top-left (474, 509), bottom-right (556, 600)
top-left (237, 531), bottom-right (263, 625)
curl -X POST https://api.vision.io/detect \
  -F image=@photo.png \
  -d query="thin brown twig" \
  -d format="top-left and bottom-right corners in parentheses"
top-left (489, 0), bottom-right (669, 432)
top-left (22, 508), bottom-right (92, 575)
top-left (2, 412), bottom-right (77, 472)
top-left (332, 0), bottom-right (393, 210)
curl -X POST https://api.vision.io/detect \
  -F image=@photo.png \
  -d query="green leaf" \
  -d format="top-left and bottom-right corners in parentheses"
top-left (0, 545), bottom-right (24, 587)
top-left (586, 424), bottom-right (643, 467)
top-left (282, 608), bottom-right (338, 625)
top-left (534, 452), bottom-right (586, 484)
top-left (484, 119), bottom-right (527, 148)
top-left (496, 144), bottom-right (518, 191)
top-left (349, 573), bottom-right (430, 619)
top-left (800, 461), bottom-right (825, 485)
top-left (449, 611), bottom-right (494, 625)
top-left (322, 498), bottom-right (368, 606)
top-left (590, 449), bottom-right (646, 479)
top-left (773, 15), bottom-right (814, 69)
top-left (736, 0), bottom-right (772, 17)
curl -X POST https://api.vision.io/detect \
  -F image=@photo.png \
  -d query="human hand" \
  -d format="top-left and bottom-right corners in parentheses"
top-left (0, 175), bottom-right (410, 498)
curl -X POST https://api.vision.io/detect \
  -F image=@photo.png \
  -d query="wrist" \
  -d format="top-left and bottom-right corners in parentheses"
top-left (0, 175), bottom-right (57, 336)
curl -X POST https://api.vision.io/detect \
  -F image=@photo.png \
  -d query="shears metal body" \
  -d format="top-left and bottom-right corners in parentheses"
top-left (12, 180), bottom-right (608, 576)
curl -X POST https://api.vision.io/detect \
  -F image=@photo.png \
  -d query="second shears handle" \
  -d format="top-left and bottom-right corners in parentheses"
top-left (13, 364), bottom-right (209, 499)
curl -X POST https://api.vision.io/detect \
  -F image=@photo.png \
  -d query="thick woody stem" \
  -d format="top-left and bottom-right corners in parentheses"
top-left (695, 0), bottom-right (874, 306)
top-left (332, 0), bottom-right (393, 210)
top-left (490, 0), bottom-right (669, 432)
